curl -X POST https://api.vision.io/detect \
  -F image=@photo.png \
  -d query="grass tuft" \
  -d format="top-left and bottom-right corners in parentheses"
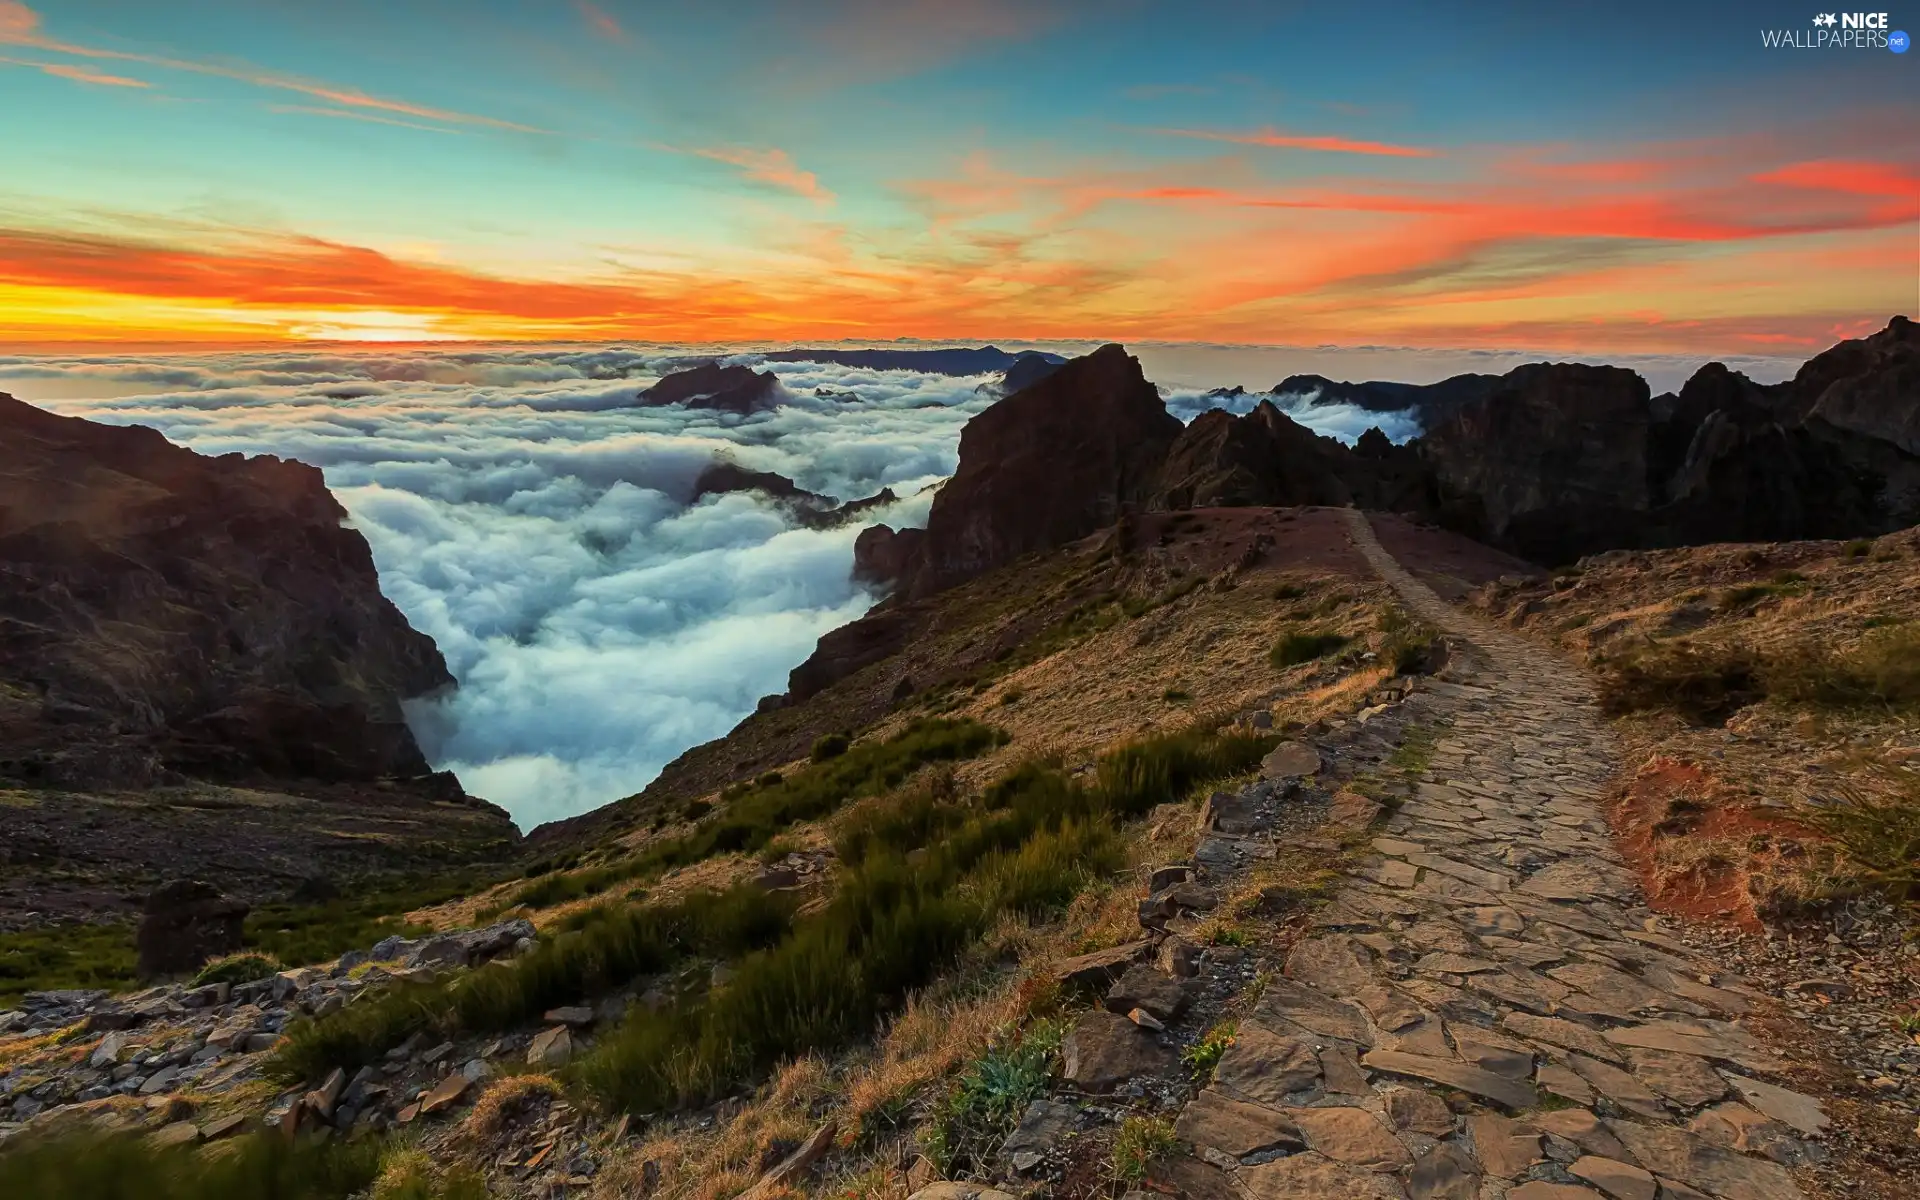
top-left (1111, 1115), bottom-right (1178, 1183)
top-left (190, 952), bottom-right (282, 988)
top-left (1270, 629), bottom-right (1348, 669)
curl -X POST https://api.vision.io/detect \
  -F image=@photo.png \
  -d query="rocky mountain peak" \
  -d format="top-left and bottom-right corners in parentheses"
top-left (903, 342), bottom-right (1182, 595)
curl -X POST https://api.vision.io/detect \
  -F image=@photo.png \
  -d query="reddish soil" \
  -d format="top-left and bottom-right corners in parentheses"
top-left (1606, 756), bottom-right (1822, 931)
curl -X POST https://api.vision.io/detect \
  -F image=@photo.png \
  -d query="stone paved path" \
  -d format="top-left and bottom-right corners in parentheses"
top-left (1163, 511), bottom-right (1826, 1200)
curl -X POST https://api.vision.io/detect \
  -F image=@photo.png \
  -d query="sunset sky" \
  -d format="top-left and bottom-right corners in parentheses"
top-left (2, 0), bottom-right (1915, 352)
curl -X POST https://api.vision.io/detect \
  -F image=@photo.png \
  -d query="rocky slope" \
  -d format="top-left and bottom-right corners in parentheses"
top-left (0, 395), bottom-right (516, 920)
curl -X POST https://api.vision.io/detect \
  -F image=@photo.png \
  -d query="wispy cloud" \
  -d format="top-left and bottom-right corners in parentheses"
top-left (691, 146), bottom-right (835, 203)
top-left (266, 104), bottom-right (465, 135)
top-left (1153, 125), bottom-right (1439, 158)
top-left (0, 1), bottom-right (548, 133)
top-left (0, 53), bottom-right (149, 87)
top-left (573, 0), bottom-right (628, 42)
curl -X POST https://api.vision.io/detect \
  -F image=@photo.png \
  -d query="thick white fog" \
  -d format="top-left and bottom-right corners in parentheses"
top-left (0, 344), bottom-right (1513, 828)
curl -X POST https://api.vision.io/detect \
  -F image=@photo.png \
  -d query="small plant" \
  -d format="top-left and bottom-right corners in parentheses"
top-left (925, 1022), bottom-right (1065, 1174)
top-left (1111, 1115), bottom-right (1178, 1183)
top-left (756, 770), bottom-right (785, 787)
top-left (810, 732), bottom-right (852, 762)
top-left (1205, 923), bottom-right (1249, 947)
top-left (1270, 629), bottom-right (1348, 669)
top-left (1182, 1020), bottom-right (1236, 1077)
top-left (1272, 582), bottom-right (1308, 601)
top-left (191, 952), bottom-right (282, 987)
top-left (1161, 687), bottom-right (1192, 703)
top-left (999, 688), bottom-right (1025, 706)
top-left (1805, 766), bottom-right (1920, 903)
top-left (1377, 606), bottom-right (1438, 675)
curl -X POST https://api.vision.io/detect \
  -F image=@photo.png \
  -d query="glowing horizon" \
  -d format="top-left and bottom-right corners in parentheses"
top-left (3, 0), bottom-right (1915, 355)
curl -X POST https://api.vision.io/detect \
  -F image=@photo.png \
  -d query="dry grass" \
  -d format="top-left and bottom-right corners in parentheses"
top-left (456, 1074), bottom-right (563, 1147)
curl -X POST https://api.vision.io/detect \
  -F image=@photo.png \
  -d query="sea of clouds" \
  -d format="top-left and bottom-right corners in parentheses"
top-left (0, 341), bottom-right (1797, 828)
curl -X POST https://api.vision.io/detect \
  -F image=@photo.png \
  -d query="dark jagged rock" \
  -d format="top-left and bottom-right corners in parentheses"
top-left (851, 524), bottom-right (925, 587)
top-left (761, 346), bottom-right (1066, 376)
top-left (635, 362), bottom-right (782, 413)
top-left (691, 461), bottom-right (814, 505)
top-left (1418, 319), bottom-right (1920, 561)
top-left (0, 394), bottom-right (455, 789)
top-left (993, 351), bottom-right (1067, 395)
top-left (1150, 401), bottom-right (1430, 513)
top-left (1418, 363), bottom-right (1655, 562)
top-left (135, 880), bottom-right (248, 979)
top-left (905, 344), bottom-right (1183, 596)
top-left (691, 460), bottom-right (896, 529)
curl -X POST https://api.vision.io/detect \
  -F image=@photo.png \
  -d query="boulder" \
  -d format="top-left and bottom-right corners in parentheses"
top-left (135, 881), bottom-right (248, 979)
top-left (1060, 1009), bottom-right (1174, 1092)
top-left (527, 1026), bottom-right (573, 1068)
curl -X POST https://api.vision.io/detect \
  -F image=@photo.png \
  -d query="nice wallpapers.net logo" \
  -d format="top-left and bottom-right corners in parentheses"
top-left (1762, 11), bottom-right (1910, 49)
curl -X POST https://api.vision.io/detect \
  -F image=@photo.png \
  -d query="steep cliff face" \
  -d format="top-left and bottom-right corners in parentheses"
top-left (1418, 363), bottom-right (1655, 562)
top-left (906, 343), bottom-right (1183, 596)
top-left (0, 394), bottom-right (453, 790)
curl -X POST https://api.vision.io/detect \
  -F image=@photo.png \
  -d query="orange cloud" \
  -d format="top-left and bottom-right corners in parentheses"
top-left (1154, 125), bottom-right (1438, 158)
top-left (1755, 159), bottom-right (1920, 198)
top-left (0, 54), bottom-right (149, 87)
top-left (574, 0), bottom-right (627, 41)
top-left (691, 146), bottom-right (834, 202)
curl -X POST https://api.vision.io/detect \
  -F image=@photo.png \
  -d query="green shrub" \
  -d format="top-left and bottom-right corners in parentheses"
top-left (1271, 582), bottom-right (1309, 601)
top-left (1843, 539), bottom-right (1874, 558)
top-left (1601, 628), bottom-right (1920, 725)
top-left (998, 688), bottom-right (1025, 706)
top-left (0, 1130), bottom-right (384, 1200)
top-left (810, 732), bottom-right (851, 762)
top-left (270, 886), bottom-right (794, 1083)
top-left (1270, 629), bottom-right (1348, 668)
top-left (1806, 768), bottom-right (1920, 903)
top-left (508, 720), bottom-right (1005, 910)
top-left (924, 1021), bottom-right (1064, 1174)
top-left (1377, 606), bottom-right (1438, 675)
top-left (1597, 642), bottom-right (1765, 724)
top-left (634, 719), bottom-right (1007, 875)
top-left (0, 921), bottom-right (139, 1006)
top-left (191, 952), bottom-right (281, 987)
